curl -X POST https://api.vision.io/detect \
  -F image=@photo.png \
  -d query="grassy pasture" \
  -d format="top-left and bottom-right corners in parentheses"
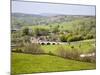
top-left (41, 39), bottom-right (95, 54)
top-left (12, 53), bottom-right (96, 74)
top-left (28, 21), bottom-right (74, 31)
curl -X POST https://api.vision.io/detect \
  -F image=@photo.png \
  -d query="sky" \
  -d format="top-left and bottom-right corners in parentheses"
top-left (12, 1), bottom-right (96, 16)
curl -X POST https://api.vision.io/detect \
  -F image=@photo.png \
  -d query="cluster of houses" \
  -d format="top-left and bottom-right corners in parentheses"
top-left (30, 37), bottom-right (67, 45)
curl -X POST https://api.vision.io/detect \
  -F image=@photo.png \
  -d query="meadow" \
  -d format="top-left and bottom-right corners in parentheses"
top-left (12, 53), bottom-right (96, 74)
top-left (11, 38), bottom-right (96, 74)
top-left (41, 39), bottom-right (95, 54)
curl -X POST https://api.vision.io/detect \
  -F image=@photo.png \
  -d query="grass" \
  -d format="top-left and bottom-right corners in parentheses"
top-left (41, 39), bottom-right (95, 54)
top-left (28, 21), bottom-right (74, 31)
top-left (27, 18), bottom-right (78, 32)
top-left (28, 18), bottom-right (94, 32)
top-left (12, 53), bottom-right (96, 74)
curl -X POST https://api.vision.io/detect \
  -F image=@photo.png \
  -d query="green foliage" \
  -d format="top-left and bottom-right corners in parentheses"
top-left (60, 35), bottom-right (67, 42)
top-left (22, 35), bottom-right (30, 43)
top-left (25, 17), bottom-right (96, 42)
top-left (56, 45), bottom-right (96, 63)
top-left (84, 34), bottom-right (94, 39)
top-left (51, 25), bottom-right (59, 33)
top-left (56, 46), bottom-right (81, 60)
top-left (13, 48), bottom-right (23, 53)
top-left (11, 33), bottom-right (30, 46)
top-left (67, 35), bottom-right (83, 42)
top-left (34, 27), bottom-right (49, 36)
top-left (22, 27), bottom-right (30, 36)
top-left (23, 43), bottom-right (44, 54)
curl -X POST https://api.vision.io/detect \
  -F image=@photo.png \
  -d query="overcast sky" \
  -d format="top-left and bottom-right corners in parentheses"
top-left (12, 1), bottom-right (96, 16)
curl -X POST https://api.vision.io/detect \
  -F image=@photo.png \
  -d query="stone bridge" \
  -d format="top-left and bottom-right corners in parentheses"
top-left (36, 41), bottom-right (68, 45)
top-left (30, 37), bottom-right (67, 45)
top-left (38, 41), bottom-right (67, 45)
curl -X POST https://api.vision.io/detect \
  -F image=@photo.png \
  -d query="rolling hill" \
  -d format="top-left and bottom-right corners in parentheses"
top-left (11, 13), bottom-right (95, 29)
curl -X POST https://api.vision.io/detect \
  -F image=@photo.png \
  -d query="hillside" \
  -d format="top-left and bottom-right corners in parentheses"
top-left (11, 13), bottom-right (95, 29)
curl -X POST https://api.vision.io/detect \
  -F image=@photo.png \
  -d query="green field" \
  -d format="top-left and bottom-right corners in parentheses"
top-left (12, 53), bottom-right (96, 74)
top-left (28, 21), bottom-right (75, 31)
top-left (41, 39), bottom-right (95, 54)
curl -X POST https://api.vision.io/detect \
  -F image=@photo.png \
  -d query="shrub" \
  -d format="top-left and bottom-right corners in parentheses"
top-left (66, 48), bottom-right (81, 60)
top-left (12, 48), bottom-right (23, 53)
top-left (79, 44), bottom-right (81, 48)
top-left (23, 43), bottom-right (44, 54)
top-left (88, 47), bottom-right (96, 53)
top-left (84, 34), bottom-right (94, 40)
top-left (56, 46), bottom-right (81, 60)
top-left (16, 48), bottom-right (23, 53)
top-left (48, 51), bottom-right (54, 55)
top-left (22, 27), bottom-right (30, 36)
top-left (11, 41), bottom-right (24, 52)
top-left (60, 35), bottom-right (67, 42)
top-left (67, 35), bottom-right (83, 42)
top-left (56, 46), bottom-right (67, 58)
top-left (52, 25), bottom-right (59, 33)
top-left (34, 28), bottom-right (49, 36)
top-left (71, 45), bottom-right (74, 49)
top-left (56, 46), bottom-right (96, 63)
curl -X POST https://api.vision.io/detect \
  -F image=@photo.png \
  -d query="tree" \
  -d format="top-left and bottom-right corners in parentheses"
top-left (60, 35), bottom-right (67, 42)
top-left (34, 28), bottom-right (49, 37)
top-left (22, 27), bottom-right (29, 36)
top-left (49, 25), bottom-right (52, 28)
top-left (52, 25), bottom-right (59, 33)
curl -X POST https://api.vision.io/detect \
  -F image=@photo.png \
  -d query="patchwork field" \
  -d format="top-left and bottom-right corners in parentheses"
top-left (12, 53), bottom-right (96, 74)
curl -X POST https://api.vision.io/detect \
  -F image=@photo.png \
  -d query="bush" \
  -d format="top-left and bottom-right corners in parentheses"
top-left (52, 25), bottom-right (59, 33)
top-left (12, 48), bottom-right (23, 53)
top-left (60, 35), bottom-right (67, 42)
top-left (84, 34), bottom-right (94, 40)
top-left (34, 28), bottom-right (49, 36)
top-left (48, 51), bottom-right (54, 55)
top-left (23, 43), bottom-right (44, 54)
top-left (56, 46), bottom-right (81, 60)
top-left (67, 35), bottom-right (83, 42)
top-left (16, 48), bottom-right (23, 53)
top-left (22, 27), bottom-right (30, 36)
top-left (71, 45), bottom-right (74, 49)
top-left (56, 46), bottom-right (96, 63)
top-left (56, 46), bottom-right (67, 58)
top-left (67, 48), bottom-right (81, 60)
